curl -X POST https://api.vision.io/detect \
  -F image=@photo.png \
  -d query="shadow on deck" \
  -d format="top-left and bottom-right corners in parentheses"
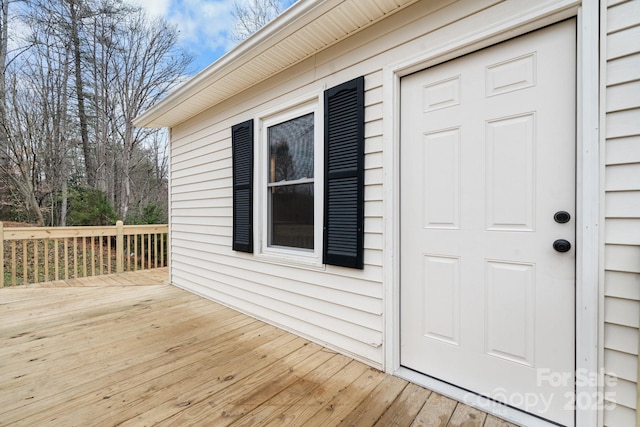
top-left (0, 268), bottom-right (515, 426)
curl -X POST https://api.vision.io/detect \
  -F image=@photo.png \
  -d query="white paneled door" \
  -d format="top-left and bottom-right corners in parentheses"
top-left (400, 20), bottom-right (576, 426)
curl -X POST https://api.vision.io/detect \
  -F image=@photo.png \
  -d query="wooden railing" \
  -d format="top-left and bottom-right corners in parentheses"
top-left (0, 221), bottom-right (168, 287)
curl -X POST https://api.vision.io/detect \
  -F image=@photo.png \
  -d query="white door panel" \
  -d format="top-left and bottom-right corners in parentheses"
top-left (401, 20), bottom-right (576, 426)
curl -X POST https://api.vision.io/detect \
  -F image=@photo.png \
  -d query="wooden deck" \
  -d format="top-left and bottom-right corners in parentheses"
top-left (0, 269), bottom-right (516, 426)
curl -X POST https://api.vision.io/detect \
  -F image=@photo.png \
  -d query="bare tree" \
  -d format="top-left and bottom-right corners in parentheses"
top-left (0, 1), bottom-right (11, 210)
top-left (67, 0), bottom-right (96, 188)
top-left (2, 71), bottom-right (47, 225)
top-left (107, 12), bottom-right (191, 218)
top-left (0, 0), bottom-right (19, 171)
top-left (30, 30), bottom-right (73, 225)
top-left (0, 1), bottom-right (8, 140)
top-left (0, 0), bottom-right (48, 224)
top-left (0, 0), bottom-right (190, 225)
top-left (230, 0), bottom-right (282, 41)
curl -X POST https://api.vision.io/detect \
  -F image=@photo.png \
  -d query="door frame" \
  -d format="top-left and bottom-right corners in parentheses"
top-left (382, 2), bottom-right (601, 427)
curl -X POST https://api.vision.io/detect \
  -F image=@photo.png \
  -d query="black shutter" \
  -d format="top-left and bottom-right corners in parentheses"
top-left (232, 120), bottom-right (253, 253)
top-left (323, 77), bottom-right (365, 269)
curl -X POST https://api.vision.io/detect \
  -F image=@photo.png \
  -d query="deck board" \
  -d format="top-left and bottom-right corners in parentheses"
top-left (0, 268), bottom-right (517, 426)
top-left (374, 382), bottom-right (433, 426)
top-left (273, 359), bottom-right (371, 426)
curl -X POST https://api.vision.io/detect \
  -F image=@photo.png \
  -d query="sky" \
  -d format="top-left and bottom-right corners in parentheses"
top-left (131, 0), bottom-right (297, 75)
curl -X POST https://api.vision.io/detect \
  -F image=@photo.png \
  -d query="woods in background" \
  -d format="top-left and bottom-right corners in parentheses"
top-left (0, 0), bottom-right (192, 226)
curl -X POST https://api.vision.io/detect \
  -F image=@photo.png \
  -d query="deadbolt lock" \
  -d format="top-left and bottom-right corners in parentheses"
top-left (554, 211), bottom-right (571, 224)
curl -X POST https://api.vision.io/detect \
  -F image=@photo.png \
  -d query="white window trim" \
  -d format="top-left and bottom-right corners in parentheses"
top-left (382, 2), bottom-right (600, 427)
top-left (255, 95), bottom-right (325, 269)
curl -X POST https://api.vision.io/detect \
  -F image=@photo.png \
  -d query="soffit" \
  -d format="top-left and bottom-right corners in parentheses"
top-left (134, 0), bottom-right (420, 128)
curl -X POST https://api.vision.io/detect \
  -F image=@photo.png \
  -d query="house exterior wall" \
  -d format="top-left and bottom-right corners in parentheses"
top-left (166, 0), bottom-right (637, 424)
top-left (602, 0), bottom-right (640, 425)
top-left (168, 53), bottom-right (386, 366)
top-left (169, 75), bottom-right (386, 366)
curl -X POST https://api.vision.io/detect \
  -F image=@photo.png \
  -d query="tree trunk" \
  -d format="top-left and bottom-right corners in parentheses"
top-left (0, 0), bottom-right (9, 153)
top-left (27, 187), bottom-right (44, 226)
top-left (120, 123), bottom-right (132, 220)
top-left (11, 173), bottom-right (44, 226)
top-left (60, 177), bottom-right (67, 226)
top-left (69, 0), bottom-right (95, 188)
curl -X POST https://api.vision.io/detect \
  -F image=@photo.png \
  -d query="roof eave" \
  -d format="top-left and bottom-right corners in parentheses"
top-left (133, 0), bottom-right (336, 128)
top-left (134, 0), bottom-right (421, 129)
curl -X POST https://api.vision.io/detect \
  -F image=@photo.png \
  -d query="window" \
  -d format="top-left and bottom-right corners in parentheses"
top-left (232, 77), bottom-right (364, 268)
top-left (267, 112), bottom-right (315, 250)
top-left (259, 101), bottom-right (322, 261)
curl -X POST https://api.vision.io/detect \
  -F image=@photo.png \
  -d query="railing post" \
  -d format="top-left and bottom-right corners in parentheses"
top-left (0, 221), bottom-right (4, 287)
top-left (116, 220), bottom-right (124, 273)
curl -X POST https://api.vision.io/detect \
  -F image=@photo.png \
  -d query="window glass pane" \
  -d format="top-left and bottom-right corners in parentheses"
top-left (268, 113), bottom-right (314, 183)
top-left (269, 183), bottom-right (314, 250)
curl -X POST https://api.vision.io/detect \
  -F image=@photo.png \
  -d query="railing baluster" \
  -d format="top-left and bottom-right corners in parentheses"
top-left (54, 238), bottom-right (59, 281)
top-left (64, 238), bottom-right (69, 280)
top-left (82, 236), bottom-right (87, 277)
top-left (140, 233), bottom-right (145, 270)
top-left (134, 234), bottom-right (138, 271)
top-left (91, 236), bottom-right (96, 277)
top-left (11, 241), bottom-right (16, 286)
top-left (22, 240), bottom-right (28, 285)
top-left (125, 235), bottom-right (130, 272)
top-left (139, 233), bottom-right (143, 270)
top-left (34, 239), bottom-right (39, 283)
top-left (73, 237), bottom-right (78, 278)
top-left (146, 233), bottom-right (149, 270)
top-left (115, 221), bottom-right (123, 274)
top-left (99, 236), bottom-right (104, 274)
top-left (107, 235), bottom-right (112, 273)
top-left (44, 239), bottom-right (49, 282)
top-left (142, 234), bottom-right (146, 270)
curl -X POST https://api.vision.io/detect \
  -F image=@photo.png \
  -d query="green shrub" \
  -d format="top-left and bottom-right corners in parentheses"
top-left (66, 186), bottom-right (119, 226)
top-left (126, 202), bottom-right (166, 225)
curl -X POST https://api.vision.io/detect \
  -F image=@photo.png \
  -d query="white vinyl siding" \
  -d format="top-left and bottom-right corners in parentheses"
top-left (363, 71), bottom-right (384, 271)
top-left (168, 72), bottom-right (385, 367)
top-left (603, 1), bottom-right (640, 425)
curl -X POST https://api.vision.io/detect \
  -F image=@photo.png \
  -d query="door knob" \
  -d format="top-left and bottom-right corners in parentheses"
top-left (554, 211), bottom-right (571, 223)
top-left (553, 239), bottom-right (571, 253)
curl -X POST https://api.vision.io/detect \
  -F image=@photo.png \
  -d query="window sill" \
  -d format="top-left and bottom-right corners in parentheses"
top-left (255, 248), bottom-right (326, 272)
